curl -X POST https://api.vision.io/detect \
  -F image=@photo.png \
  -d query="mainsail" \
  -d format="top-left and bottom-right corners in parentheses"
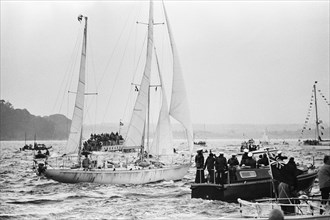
top-left (65, 17), bottom-right (87, 156)
top-left (125, 1), bottom-right (154, 148)
top-left (163, 2), bottom-right (194, 153)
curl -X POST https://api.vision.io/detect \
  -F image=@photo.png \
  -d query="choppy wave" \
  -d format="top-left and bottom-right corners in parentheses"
top-left (0, 140), bottom-right (327, 219)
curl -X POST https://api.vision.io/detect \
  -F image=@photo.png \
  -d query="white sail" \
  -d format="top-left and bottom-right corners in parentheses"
top-left (125, 1), bottom-right (154, 148)
top-left (163, 2), bottom-right (194, 153)
top-left (65, 17), bottom-right (87, 156)
top-left (150, 48), bottom-right (173, 156)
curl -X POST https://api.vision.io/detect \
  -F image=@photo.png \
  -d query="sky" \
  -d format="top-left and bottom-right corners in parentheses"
top-left (1, 0), bottom-right (329, 126)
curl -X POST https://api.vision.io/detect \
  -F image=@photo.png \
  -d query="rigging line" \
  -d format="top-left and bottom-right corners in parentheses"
top-left (133, 1), bottom-right (143, 75)
top-left (300, 91), bottom-right (315, 138)
top-left (52, 25), bottom-right (81, 114)
top-left (96, 4), bottom-right (137, 89)
top-left (101, 13), bottom-right (138, 124)
top-left (122, 31), bottom-right (148, 122)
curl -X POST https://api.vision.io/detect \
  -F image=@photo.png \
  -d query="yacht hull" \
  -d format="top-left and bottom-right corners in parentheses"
top-left (43, 163), bottom-right (190, 184)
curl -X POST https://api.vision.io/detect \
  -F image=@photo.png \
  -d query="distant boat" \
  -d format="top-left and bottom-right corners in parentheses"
top-left (21, 133), bottom-right (51, 151)
top-left (194, 140), bottom-right (206, 146)
top-left (240, 138), bottom-right (260, 152)
top-left (300, 81), bottom-right (330, 149)
top-left (193, 125), bottom-right (207, 146)
top-left (37, 0), bottom-right (194, 184)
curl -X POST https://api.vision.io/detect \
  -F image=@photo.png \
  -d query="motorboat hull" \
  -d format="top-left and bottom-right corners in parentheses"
top-left (42, 163), bottom-right (190, 184)
top-left (191, 170), bottom-right (317, 202)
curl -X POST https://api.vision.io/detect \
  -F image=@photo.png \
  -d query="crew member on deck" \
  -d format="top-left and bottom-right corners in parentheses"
top-left (228, 154), bottom-right (239, 182)
top-left (257, 153), bottom-right (269, 167)
top-left (215, 152), bottom-right (227, 184)
top-left (242, 152), bottom-right (256, 168)
top-left (240, 149), bottom-right (249, 166)
top-left (194, 149), bottom-right (205, 183)
top-left (82, 154), bottom-right (91, 171)
top-left (204, 152), bottom-right (216, 183)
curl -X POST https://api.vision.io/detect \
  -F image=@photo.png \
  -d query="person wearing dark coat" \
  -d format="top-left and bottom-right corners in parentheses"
top-left (204, 152), bottom-right (216, 183)
top-left (286, 157), bottom-right (298, 188)
top-left (240, 149), bottom-right (249, 166)
top-left (215, 152), bottom-right (227, 184)
top-left (194, 149), bottom-right (205, 183)
top-left (243, 152), bottom-right (256, 168)
top-left (228, 154), bottom-right (239, 182)
top-left (257, 153), bottom-right (269, 167)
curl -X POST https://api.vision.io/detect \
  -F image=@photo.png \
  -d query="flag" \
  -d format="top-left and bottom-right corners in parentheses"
top-left (120, 121), bottom-right (124, 126)
top-left (268, 155), bottom-right (297, 187)
top-left (78, 15), bottom-right (83, 22)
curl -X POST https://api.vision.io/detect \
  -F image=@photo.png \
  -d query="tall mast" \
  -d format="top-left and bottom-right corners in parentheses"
top-left (146, 0), bottom-right (154, 157)
top-left (125, 0), bottom-right (154, 149)
top-left (313, 81), bottom-right (321, 141)
top-left (66, 15), bottom-right (87, 163)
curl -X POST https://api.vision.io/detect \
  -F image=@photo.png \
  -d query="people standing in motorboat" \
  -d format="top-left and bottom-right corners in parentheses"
top-left (318, 155), bottom-right (330, 214)
top-left (194, 148), bottom-right (205, 183)
top-left (275, 151), bottom-right (288, 161)
top-left (240, 148), bottom-right (249, 166)
top-left (215, 152), bottom-right (227, 184)
top-left (204, 152), bottom-right (216, 183)
top-left (82, 154), bottom-right (91, 171)
top-left (257, 153), bottom-right (269, 167)
top-left (228, 154), bottom-right (239, 182)
top-left (242, 152), bottom-right (256, 168)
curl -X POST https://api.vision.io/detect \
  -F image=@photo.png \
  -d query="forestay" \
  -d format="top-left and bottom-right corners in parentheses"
top-left (65, 17), bottom-right (87, 156)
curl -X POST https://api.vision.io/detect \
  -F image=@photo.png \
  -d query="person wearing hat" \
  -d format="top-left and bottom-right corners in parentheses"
top-left (240, 148), bottom-right (249, 166)
top-left (242, 152), bottom-right (256, 168)
top-left (228, 154), bottom-right (239, 182)
top-left (228, 153), bottom-right (239, 167)
top-left (204, 152), bottom-right (216, 183)
top-left (215, 152), bottom-right (227, 184)
top-left (195, 149), bottom-right (205, 183)
top-left (275, 151), bottom-right (288, 161)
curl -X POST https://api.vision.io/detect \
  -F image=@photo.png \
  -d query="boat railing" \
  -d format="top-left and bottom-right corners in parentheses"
top-left (47, 153), bottom-right (190, 171)
top-left (196, 168), bottom-right (230, 184)
top-left (238, 198), bottom-right (329, 218)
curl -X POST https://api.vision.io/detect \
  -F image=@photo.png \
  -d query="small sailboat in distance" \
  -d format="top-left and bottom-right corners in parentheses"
top-left (300, 81), bottom-right (330, 149)
top-left (37, 0), bottom-right (194, 184)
